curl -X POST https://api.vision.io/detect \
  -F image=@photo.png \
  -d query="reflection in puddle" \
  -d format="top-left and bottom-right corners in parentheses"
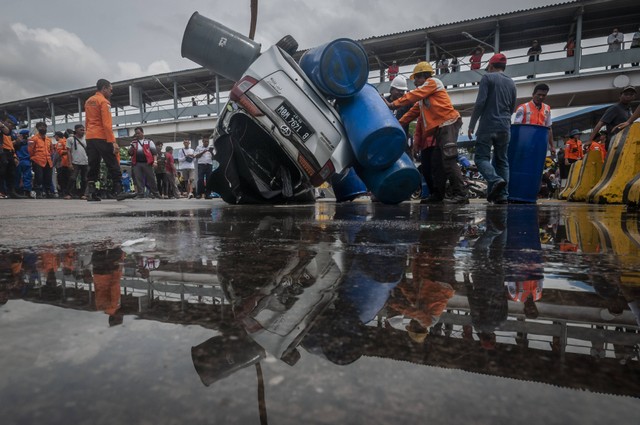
top-left (1, 203), bottom-right (640, 422)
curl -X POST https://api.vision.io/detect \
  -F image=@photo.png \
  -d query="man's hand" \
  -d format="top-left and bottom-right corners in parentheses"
top-left (383, 97), bottom-right (394, 110)
top-left (613, 121), bottom-right (631, 133)
top-left (113, 143), bottom-right (118, 155)
top-left (467, 129), bottom-right (474, 140)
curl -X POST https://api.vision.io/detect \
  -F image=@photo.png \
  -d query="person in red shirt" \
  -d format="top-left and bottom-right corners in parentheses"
top-left (387, 60), bottom-right (399, 81)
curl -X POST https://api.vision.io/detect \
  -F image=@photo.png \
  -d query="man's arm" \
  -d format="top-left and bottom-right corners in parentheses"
top-left (513, 105), bottom-right (525, 124)
top-left (398, 102), bottom-right (421, 127)
top-left (392, 81), bottom-right (436, 109)
top-left (588, 121), bottom-right (605, 142)
top-left (468, 76), bottom-right (489, 137)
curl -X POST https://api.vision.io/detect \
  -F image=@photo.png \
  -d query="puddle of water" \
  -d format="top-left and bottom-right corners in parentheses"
top-left (1, 202), bottom-right (639, 423)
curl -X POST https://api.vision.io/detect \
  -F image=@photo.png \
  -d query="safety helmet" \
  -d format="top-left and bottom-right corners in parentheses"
top-left (569, 129), bottom-right (581, 137)
top-left (410, 61), bottom-right (434, 80)
top-left (390, 75), bottom-right (408, 91)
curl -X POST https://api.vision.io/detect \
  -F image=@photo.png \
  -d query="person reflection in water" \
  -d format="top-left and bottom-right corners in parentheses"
top-left (467, 208), bottom-right (509, 350)
top-left (91, 245), bottom-right (125, 327)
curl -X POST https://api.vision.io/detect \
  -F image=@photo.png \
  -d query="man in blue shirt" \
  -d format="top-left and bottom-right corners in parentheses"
top-left (467, 53), bottom-right (517, 204)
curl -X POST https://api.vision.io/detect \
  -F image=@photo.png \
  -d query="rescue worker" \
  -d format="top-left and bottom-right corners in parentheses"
top-left (84, 79), bottom-right (133, 202)
top-left (514, 83), bottom-right (555, 154)
top-left (0, 116), bottom-right (24, 198)
top-left (28, 122), bottom-right (55, 199)
top-left (583, 132), bottom-right (607, 163)
top-left (14, 129), bottom-right (33, 197)
top-left (564, 129), bottom-right (584, 166)
top-left (54, 131), bottom-right (72, 198)
top-left (386, 61), bottom-right (468, 204)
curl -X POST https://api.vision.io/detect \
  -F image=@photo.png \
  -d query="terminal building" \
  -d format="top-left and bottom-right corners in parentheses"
top-left (1, 0), bottom-right (639, 147)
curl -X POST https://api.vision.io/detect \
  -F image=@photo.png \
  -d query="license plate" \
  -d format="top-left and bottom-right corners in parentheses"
top-left (274, 102), bottom-right (313, 142)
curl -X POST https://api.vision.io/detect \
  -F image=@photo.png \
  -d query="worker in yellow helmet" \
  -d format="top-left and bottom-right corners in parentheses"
top-left (385, 61), bottom-right (467, 204)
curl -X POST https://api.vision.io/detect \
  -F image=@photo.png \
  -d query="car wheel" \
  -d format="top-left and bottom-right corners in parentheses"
top-left (276, 35), bottom-right (299, 56)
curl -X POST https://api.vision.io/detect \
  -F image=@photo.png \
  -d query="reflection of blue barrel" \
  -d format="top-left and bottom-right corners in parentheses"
top-left (330, 167), bottom-right (368, 202)
top-left (338, 84), bottom-right (407, 170)
top-left (508, 124), bottom-right (549, 203)
top-left (505, 206), bottom-right (544, 281)
top-left (299, 38), bottom-right (368, 98)
top-left (340, 258), bottom-right (403, 323)
top-left (357, 153), bottom-right (421, 204)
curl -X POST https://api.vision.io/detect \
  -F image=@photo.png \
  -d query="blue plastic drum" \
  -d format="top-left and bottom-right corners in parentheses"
top-left (357, 153), bottom-right (421, 204)
top-left (330, 167), bottom-right (368, 202)
top-left (299, 38), bottom-right (368, 98)
top-left (508, 124), bottom-right (549, 203)
top-left (338, 84), bottom-right (407, 170)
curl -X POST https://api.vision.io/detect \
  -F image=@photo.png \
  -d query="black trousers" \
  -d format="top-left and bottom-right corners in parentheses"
top-left (197, 163), bottom-right (213, 196)
top-left (33, 162), bottom-right (53, 195)
top-left (87, 139), bottom-right (121, 188)
top-left (0, 149), bottom-right (16, 194)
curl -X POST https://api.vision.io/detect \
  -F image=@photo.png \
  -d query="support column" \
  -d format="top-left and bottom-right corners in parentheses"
top-left (425, 36), bottom-right (431, 62)
top-left (215, 75), bottom-right (221, 117)
top-left (50, 101), bottom-right (56, 132)
top-left (494, 22), bottom-right (501, 52)
top-left (77, 98), bottom-right (83, 125)
top-left (574, 9), bottom-right (583, 74)
top-left (173, 81), bottom-right (179, 119)
top-left (26, 106), bottom-right (31, 131)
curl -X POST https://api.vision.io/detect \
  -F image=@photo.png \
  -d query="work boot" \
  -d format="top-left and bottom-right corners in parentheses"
top-left (87, 181), bottom-right (101, 202)
top-left (8, 191), bottom-right (25, 199)
top-left (113, 181), bottom-right (137, 201)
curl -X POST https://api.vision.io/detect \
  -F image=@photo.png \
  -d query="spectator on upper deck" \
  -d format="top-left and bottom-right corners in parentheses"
top-left (607, 28), bottom-right (624, 69)
top-left (527, 40), bottom-right (542, 79)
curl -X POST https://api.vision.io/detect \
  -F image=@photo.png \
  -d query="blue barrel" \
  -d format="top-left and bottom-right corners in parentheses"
top-left (338, 84), bottom-right (407, 170)
top-left (357, 153), bottom-right (421, 204)
top-left (299, 38), bottom-right (368, 98)
top-left (508, 124), bottom-right (549, 203)
top-left (330, 167), bottom-right (368, 202)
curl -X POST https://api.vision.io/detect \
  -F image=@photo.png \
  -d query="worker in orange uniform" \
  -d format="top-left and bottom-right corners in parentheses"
top-left (28, 121), bottom-right (55, 199)
top-left (564, 129), bottom-right (584, 166)
top-left (0, 116), bottom-right (24, 198)
top-left (386, 61), bottom-right (468, 204)
top-left (54, 131), bottom-right (72, 198)
top-left (514, 83), bottom-right (555, 154)
top-left (583, 132), bottom-right (607, 163)
top-left (85, 79), bottom-right (133, 202)
top-left (92, 246), bottom-right (125, 327)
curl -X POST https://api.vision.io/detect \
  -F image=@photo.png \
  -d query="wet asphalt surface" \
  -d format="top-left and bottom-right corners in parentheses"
top-left (1, 198), bottom-right (640, 424)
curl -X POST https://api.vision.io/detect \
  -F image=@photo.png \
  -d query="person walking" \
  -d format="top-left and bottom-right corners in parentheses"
top-left (84, 79), bottom-right (132, 201)
top-left (386, 61), bottom-right (468, 204)
top-left (514, 83), bottom-right (555, 154)
top-left (66, 124), bottom-right (89, 199)
top-left (467, 53), bottom-right (517, 204)
top-left (154, 142), bottom-right (168, 198)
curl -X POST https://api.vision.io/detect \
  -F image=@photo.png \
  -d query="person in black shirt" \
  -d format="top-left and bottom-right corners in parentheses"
top-left (589, 86), bottom-right (636, 149)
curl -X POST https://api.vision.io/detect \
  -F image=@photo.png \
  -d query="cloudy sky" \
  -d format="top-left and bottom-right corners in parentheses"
top-left (0, 0), bottom-right (560, 103)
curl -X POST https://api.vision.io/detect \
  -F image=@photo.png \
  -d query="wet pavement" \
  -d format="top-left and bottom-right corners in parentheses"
top-left (1, 199), bottom-right (640, 424)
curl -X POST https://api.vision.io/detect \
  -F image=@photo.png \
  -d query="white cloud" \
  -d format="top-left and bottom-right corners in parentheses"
top-left (116, 60), bottom-right (172, 80)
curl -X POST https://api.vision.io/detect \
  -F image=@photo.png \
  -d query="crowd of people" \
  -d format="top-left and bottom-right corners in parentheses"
top-left (0, 79), bottom-right (219, 201)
